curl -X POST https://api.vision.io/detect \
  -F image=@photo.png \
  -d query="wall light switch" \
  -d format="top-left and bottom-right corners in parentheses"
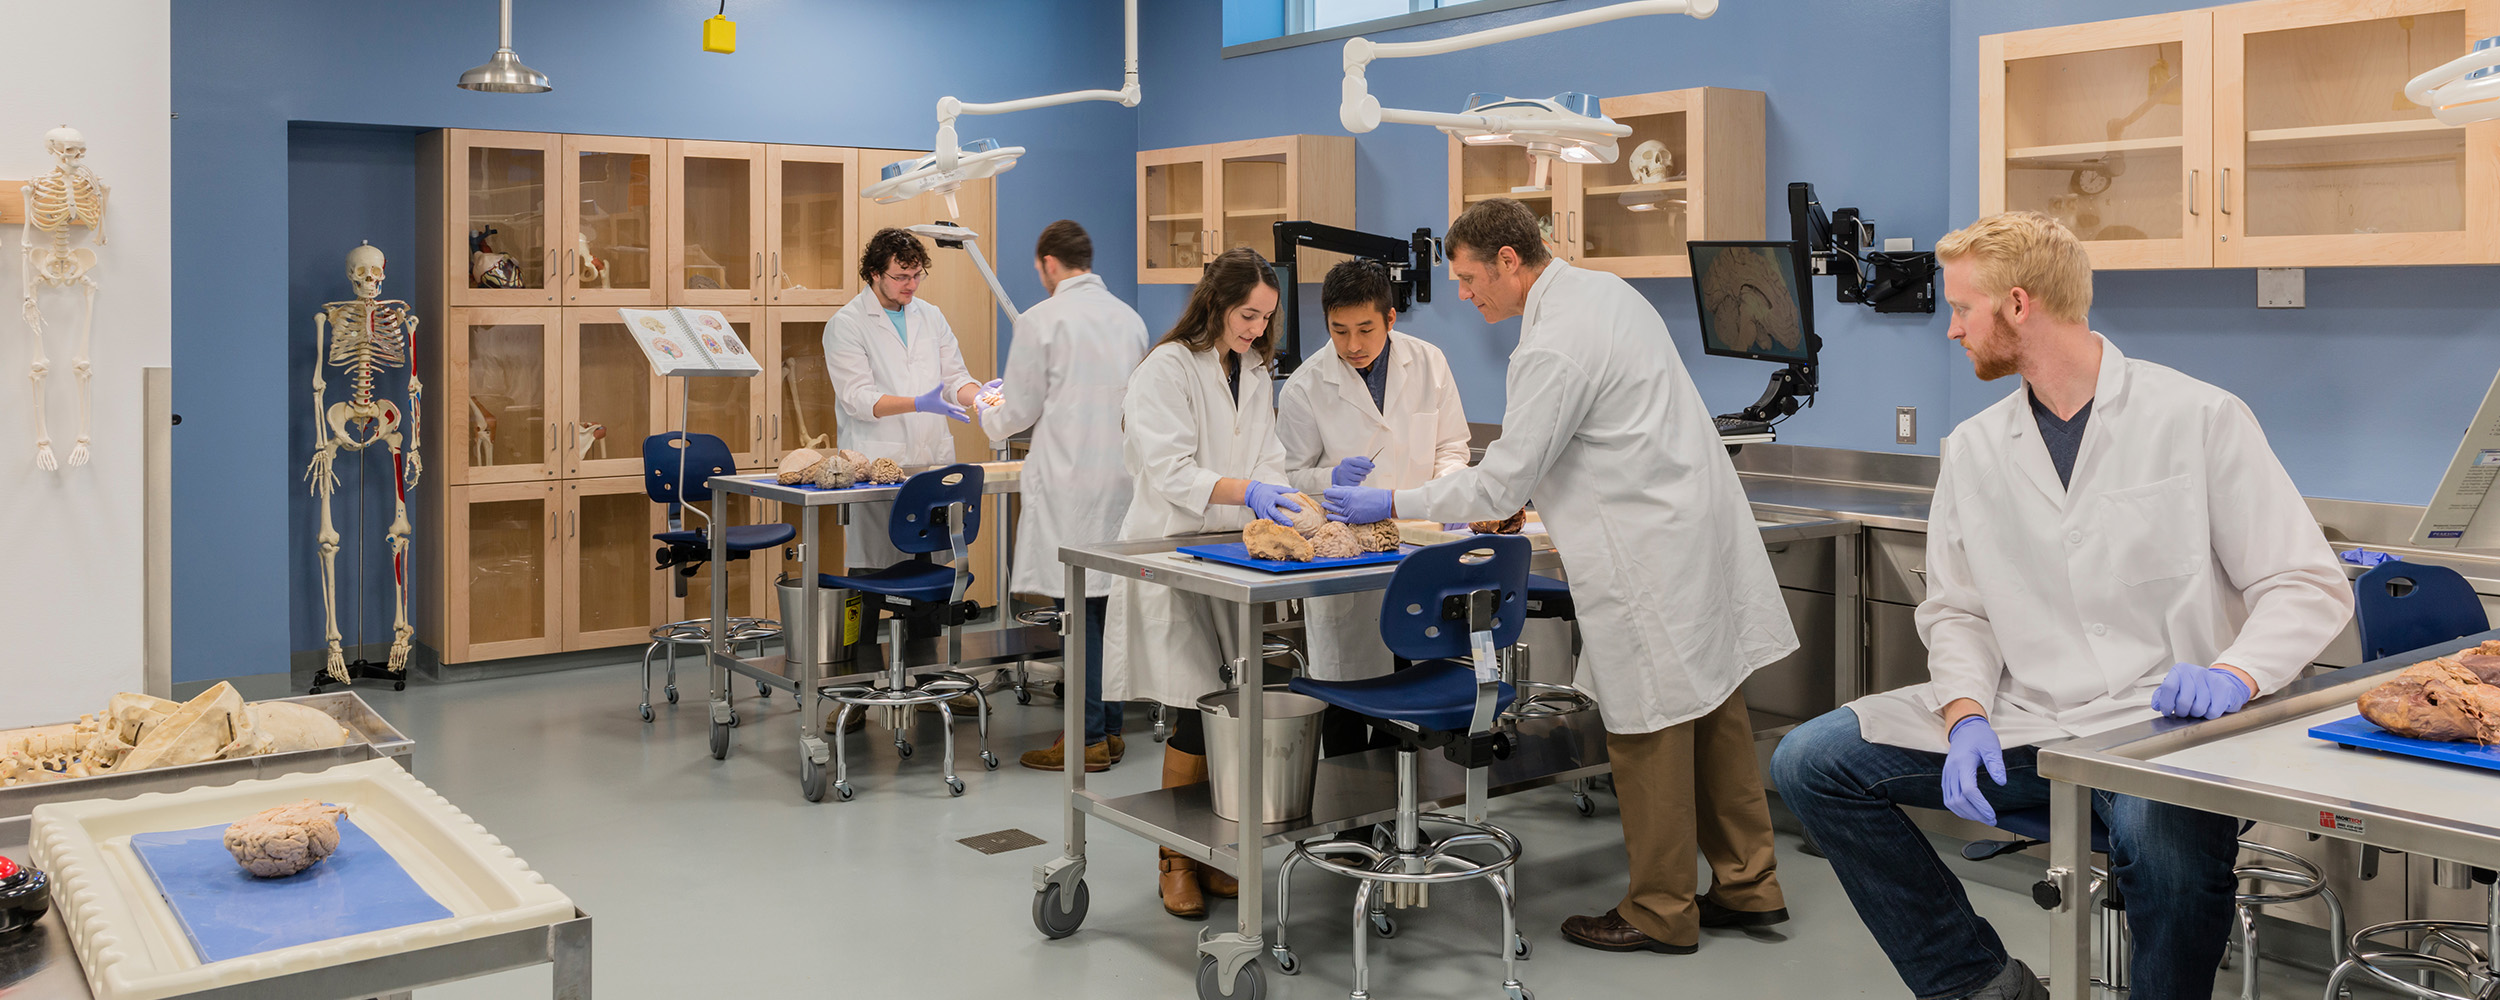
top-left (2258, 268), bottom-right (2305, 308)
top-left (1896, 406), bottom-right (1917, 444)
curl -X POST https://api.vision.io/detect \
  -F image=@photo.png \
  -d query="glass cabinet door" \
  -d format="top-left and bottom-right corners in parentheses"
top-left (1139, 148), bottom-right (1209, 283)
top-left (447, 482), bottom-right (559, 660)
top-left (668, 140), bottom-right (767, 305)
top-left (673, 309), bottom-right (768, 469)
top-left (1578, 92), bottom-right (1693, 275)
top-left (765, 307), bottom-right (839, 461)
top-left (1984, 12), bottom-right (2214, 269)
top-left (766, 146), bottom-right (858, 305)
top-left (2215, 0), bottom-right (2495, 265)
top-left (444, 308), bottom-right (559, 484)
top-left (1217, 145), bottom-right (1292, 261)
top-left (565, 478), bottom-right (663, 648)
top-left (446, 130), bottom-right (561, 306)
top-left (563, 314), bottom-right (663, 479)
top-left (1449, 135), bottom-right (1562, 261)
top-left (561, 135), bottom-right (665, 306)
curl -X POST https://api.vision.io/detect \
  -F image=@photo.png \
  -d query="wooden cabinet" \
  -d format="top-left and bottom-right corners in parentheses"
top-left (669, 307), bottom-right (770, 470)
top-left (762, 305), bottom-right (841, 460)
top-left (440, 307), bottom-right (560, 484)
top-left (1982, 0), bottom-right (2499, 269)
top-left (1136, 134), bottom-right (1356, 283)
top-left (672, 496), bottom-right (779, 624)
top-left (667, 140), bottom-right (768, 305)
top-left (439, 483), bottom-right (562, 660)
top-left (563, 477), bottom-right (667, 648)
top-left (1447, 87), bottom-right (1766, 279)
top-left (560, 311), bottom-right (665, 480)
top-left (442, 130), bottom-right (561, 307)
top-left (560, 135), bottom-right (667, 307)
top-left (766, 146), bottom-right (860, 305)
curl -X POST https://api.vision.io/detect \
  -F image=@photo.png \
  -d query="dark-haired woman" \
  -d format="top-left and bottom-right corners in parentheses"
top-left (1101, 247), bottom-right (1304, 920)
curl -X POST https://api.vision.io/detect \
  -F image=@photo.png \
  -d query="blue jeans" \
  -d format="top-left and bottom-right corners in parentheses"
top-left (1768, 709), bottom-right (2238, 1000)
top-left (1059, 597), bottom-right (1122, 743)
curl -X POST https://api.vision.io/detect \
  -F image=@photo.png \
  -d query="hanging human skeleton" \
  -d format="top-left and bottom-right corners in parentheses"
top-left (19, 126), bottom-right (109, 470)
top-left (305, 243), bottom-right (423, 683)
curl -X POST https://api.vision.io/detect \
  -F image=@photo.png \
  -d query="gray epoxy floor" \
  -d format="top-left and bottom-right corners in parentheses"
top-left (329, 657), bottom-right (2346, 1000)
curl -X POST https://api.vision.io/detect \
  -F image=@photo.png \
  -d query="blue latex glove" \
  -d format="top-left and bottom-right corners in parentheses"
top-left (1331, 455), bottom-right (1376, 488)
top-left (1321, 485), bottom-right (1395, 524)
top-left (1243, 481), bottom-right (1305, 524)
top-left (912, 383), bottom-right (968, 423)
top-left (1942, 715), bottom-right (2007, 826)
top-left (2151, 663), bottom-right (2255, 719)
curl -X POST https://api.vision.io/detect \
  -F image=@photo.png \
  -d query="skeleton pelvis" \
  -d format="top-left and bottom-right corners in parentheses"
top-left (32, 248), bottom-right (96, 285)
top-left (326, 400), bottom-right (403, 449)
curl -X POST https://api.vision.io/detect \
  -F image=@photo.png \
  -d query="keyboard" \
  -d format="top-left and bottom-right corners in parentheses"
top-left (1714, 414), bottom-right (1772, 436)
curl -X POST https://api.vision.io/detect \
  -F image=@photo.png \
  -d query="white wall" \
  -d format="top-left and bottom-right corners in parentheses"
top-left (0, 0), bottom-right (172, 727)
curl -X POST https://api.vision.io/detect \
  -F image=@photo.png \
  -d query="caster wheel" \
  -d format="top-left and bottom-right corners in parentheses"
top-left (393, 680), bottom-right (407, 692)
top-left (728, 710), bottom-right (742, 728)
top-left (1032, 881), bottom-right (1090, 939)
top-left (1015, 687), bottom-right (1033, 706)
top-left (1505, 985), bottom-right (1534, 1000)
top-left (639, 703), bottom-right (653, 723)
top-left (946, 776), bottom-right (966, 796)
top-left (1370, 912), bottom-right (1397, 939)
top-left (666, 684), bottom-right (679, 704)
top-left (1514, 935), bottom-right (1533, 960)
top-left (757, 680), bottom-right (770, 698)
top-left (801, 758), bottom-right (827, 802)
top-left (1195, 956), bottom-right (1266, 1000)
top-left (897, 740), bottom-right (915, 760)
top-left (1574, 793), bottom-right (1595, 818)
top-left (709, 721), bottom-right (730, 760)
top-left (833, 781), bottom-right (855, 802)
top-left (981, 751), bottom-right (1000, 770)
top-left (1271, 948), bottom-right (1299, 975)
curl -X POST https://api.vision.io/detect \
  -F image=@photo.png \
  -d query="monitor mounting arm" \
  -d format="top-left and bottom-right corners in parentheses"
top-left (1739, 359), bottom-right (1819, 423)
top-left (1789, 181), bottom-right (1936, 314)
top-left (1268, 221), bottom-right (1440, 376)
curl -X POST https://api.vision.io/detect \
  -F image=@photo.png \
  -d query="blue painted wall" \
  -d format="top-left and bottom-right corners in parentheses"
top-left (175, 0), bottom-right (1136, 681)
top-left (1140, 0), bottom-right (1959, 461)
top-left (1946, 0), bottom-right (2500, 504)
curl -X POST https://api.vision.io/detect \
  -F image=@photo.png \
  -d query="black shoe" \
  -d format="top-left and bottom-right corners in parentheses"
top-left (1697, 894), bottom-right (1788, 929)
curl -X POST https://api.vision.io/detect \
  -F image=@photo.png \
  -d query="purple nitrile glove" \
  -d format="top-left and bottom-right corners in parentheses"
top-left (2151, 663), bottom-right (2255, 719)
top-left (1321, 485), bottom-right (1394, 524)
top-left (913, 383), bottom-right (968, 422)
top-left (1943, 715), bottom-right (2007, 826)
top-left (982, 377), bottom-right (1005, 394)
top-left (1243, 481), bottom-right (1305, 524)
top-left (1331, 455), bottom-right (1376, 488)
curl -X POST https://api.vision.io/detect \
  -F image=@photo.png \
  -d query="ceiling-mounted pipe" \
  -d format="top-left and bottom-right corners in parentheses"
top-left (458, 0), bottom-right (552, 93)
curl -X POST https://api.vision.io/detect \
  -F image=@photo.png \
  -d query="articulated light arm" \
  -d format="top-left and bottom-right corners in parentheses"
top-left (934, 0), bottom-right (1141, 172)
top-left (2406, 39), bottom-right (2500, 125)
top-left (907, 224), bottom-right (1020, 327)
top-left (1339, 0), bottom-right (1716, 135)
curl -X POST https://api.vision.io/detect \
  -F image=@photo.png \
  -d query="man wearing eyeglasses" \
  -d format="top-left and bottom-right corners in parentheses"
top-left (825, 227), bottom-right (990, 572)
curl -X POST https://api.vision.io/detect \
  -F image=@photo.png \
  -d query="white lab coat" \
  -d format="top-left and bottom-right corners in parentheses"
top-left (824, 293), bottom-right (976, 567)
top-left (1101, 342), bottom-right (1291, 709)
top-left (1276, 329), bottom-right (1473, 680)
top-left (1848, 335), bottom-right (2352, 753)
top-left (979, 273), bottom-right (1149, 598)
top-left (1394, 261), bottom-right (1798, 734)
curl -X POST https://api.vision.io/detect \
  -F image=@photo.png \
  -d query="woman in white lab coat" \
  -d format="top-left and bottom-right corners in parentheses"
top-left (824, 228), bottom-right (984, 569)
top-left (1099, 246), bottom-right (1301, 920)
top-left (1275, 259), bottom-right (1473, 686)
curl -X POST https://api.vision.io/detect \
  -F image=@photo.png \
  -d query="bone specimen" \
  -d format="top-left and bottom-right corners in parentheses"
top-left (114, 683), bottom-right (248, 772)
top-left (304, 243), bottom-right (422, 682)
top-left (775, 448), bottom-right (826, 484)
top-left (1353, 520), bottom-right (1401, 553)
top-left (2360, 654), bottom-right (2500, 744)
top-left (224, 800), bottom-right (350, 878)
top-left (571, 420), bottom-right (607, 460)
top-left (467, 399), bottom-right (497, 466)
top-left (20, 127), bottom-right (108, 469)
top-left (867, 457), bottom-right (905, 484)
top-left (1308, 521), bottom-right (1361, 560)
top-left (1244, 518), bottom-right (1314, 562)
top-left (224, 702), bottom-right (353, 758)
top-left (575, 232), bottom-right (609, 288)
top-left (0, 689), bottom-right (356, 787)
top-left (1628, 140), bottom-right (1673, 185)
top-left (1277, 492), bottom-right (1327, 537)
top-left (1470, 509), bottom-right (1527, 535)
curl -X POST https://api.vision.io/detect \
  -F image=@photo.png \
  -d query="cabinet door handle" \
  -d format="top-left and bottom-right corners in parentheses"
top-left (754, 252), bottom-right (763, 296)
top-left (2219, 168), bottom-right (2231, 216)
top-left (547, 249), bottom-right (557, 298)
top-left (770, 251), bottom-right (781, 300)
top-left (546, 424), bottom-right (554, 458)
top-left (568, 510), bottom-right (576, 539)
top-left (549, 510), bottom-right (557, 540)
top-left (754, 414), bottom-right (763, 447)
top-left (771, 413), bottom-right (780, 446)
top-left (2188, 170), bottom-right (2199, 216)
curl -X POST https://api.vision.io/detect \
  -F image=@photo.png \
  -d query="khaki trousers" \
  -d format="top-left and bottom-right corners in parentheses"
top-left (1606, 687), bottom-right (1785, 947)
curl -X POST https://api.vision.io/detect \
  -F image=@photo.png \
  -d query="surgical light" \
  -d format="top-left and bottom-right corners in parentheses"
top-left (457, 0), bottom-right (552, 94)
top-left (2407, 35), bottom-right (2500, 125)
top-left (864, 138), bottom-right (1026, 218)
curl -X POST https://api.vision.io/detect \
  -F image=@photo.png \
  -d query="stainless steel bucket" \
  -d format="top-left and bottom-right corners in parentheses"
top-left (1197, 687), bottom-right (1328, 823)
top-left (775, 576), bottom-right (863, 667)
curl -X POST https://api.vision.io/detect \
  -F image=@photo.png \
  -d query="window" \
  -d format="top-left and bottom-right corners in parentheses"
top-left (1303, 0), bottom-right (1431, 35)
top-left (1223, 0), bottom-right (1560, 54)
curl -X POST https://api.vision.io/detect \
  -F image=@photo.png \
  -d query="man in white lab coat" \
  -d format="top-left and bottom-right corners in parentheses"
top-left (977, 221), bottom-right (1149, 773)
top-left (1276, 259), bottom-right (1471, 740)
top-left (824, 227), bottom-right (987, 572)
top-left (1323, 198), bottom-right (1799, 955)
top-left (1769, 212), bottom-right (2353, 1000)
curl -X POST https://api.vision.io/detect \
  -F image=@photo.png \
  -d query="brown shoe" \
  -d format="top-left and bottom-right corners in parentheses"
top-left (1560, 908), bottom-right (1696, 955)
top-left (1018, 737), bottom-right (1113, 772)
top-left (823, 709), bottom-right (867, 735)
top-left (1105, 733), bottom-right (1126, 764)
top-left (1200, 863), bottom-right (1239, 898)
top-left (1159, 849), bottom-right (1207, 919)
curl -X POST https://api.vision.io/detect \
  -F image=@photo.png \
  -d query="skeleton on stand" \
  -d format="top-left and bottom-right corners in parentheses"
top-left (305, 243), bottom-right (423, 683)
top-left (20, 126), bottom-right (109, 470)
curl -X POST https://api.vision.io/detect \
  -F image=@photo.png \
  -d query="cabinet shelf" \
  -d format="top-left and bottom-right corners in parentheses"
top-left (1223, 207), bottom-right (1288, 218)
top-left (2004, 135), bottom-right (2185, 164)
top-left (2244, 119), bottom-right (2458, 144)
top-left (1146, 212), bottom-right (1203, 223)
top-left (1462, 188), bottom-right (1555, 203)
top-left (1582, 181), bottom-right (1690, 196)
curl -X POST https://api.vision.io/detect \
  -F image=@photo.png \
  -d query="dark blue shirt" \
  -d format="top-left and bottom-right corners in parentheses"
top-left (1353, 336), bottom-right (1393, 413)
top-left (2029, 390), bottom-right (2092, 488)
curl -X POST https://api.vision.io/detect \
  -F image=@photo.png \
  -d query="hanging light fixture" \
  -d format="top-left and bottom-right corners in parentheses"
top-left (458, 0), bottom-right (551, 93)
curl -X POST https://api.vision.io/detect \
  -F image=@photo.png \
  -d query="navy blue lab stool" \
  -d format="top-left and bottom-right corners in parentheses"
top-left (817, 464), bottom-right (997, 801)
top-left (2354, 561), bottom-right (2488, 662)
top-left (640, 433), bottom-right (794, 723)
top-left (1273, 535), bottom-right (1535, 1000)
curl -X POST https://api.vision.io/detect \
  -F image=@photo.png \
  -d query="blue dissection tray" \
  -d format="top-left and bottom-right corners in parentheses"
top-left (2309, 714), bottom-right (2500, 773)
top-left (1176, 542), bottom-right (1408, 574)
top-left (788, 480), bottom-right (886, 492)
top-left (129, 814), bottom-right (453, 964)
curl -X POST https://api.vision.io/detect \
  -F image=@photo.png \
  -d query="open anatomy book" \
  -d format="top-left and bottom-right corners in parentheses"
top-left (618, 307), bottom-right (761, 377)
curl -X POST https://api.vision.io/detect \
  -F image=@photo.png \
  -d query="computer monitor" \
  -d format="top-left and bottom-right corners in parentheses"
top-left (1687, 240), bottom-right (1816, 366)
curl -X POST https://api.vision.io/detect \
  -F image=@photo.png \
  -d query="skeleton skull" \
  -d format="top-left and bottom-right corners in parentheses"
top-left (45, 126), bottom-right (85, 165)
top-left (1628, 140), bottom-right (1672, 184)
top-left (346, 242), bottom-right (386, 301)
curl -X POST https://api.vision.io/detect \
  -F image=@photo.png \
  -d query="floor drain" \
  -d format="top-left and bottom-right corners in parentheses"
top-left (959, 828), bottom-right (1047, 855)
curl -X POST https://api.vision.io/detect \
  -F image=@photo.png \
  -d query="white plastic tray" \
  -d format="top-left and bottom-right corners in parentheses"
top-left (28, 758), bottom-right (574, 1000)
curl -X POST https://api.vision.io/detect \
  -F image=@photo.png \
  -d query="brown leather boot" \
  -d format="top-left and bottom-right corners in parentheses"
top-left (1161, 747), bottom-right (1239, 898)
top-left (1018, 737), bottom-right (1112, 772)
top-left (1158, 747), bottom-right (1210, 917)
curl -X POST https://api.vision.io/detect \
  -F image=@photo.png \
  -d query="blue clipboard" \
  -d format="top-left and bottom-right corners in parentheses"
top-left (1175, 542), bottom-right (1408, 574)
top-left (2308, 714), bottom-right (2500, 773)
top-left (129, 814), bottom-right (453, 964)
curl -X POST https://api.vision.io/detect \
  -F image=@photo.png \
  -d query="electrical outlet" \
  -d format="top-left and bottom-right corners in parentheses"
top-left (2257, 268), bottom-right (2305, 308)
top-left (1896, 406), bottom-right (1917, 444)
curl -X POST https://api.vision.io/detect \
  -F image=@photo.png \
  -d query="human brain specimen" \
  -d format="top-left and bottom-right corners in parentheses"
top-left (1308, 521), bottom-right (1361, 560)
top-left (2359, 641), bottom-right (2500, 744)
top-left (1244, 518), bottom-right (1315, 562)
top-left (1353, 520), bottom-right (1401, 553)
top-left (1470, 509), bottom-right (1527, 535)
top-left (224, 800), bottom-right (350, 878)
top-left (867, 457), bottom-right (906, 484)
top-left (1277, 492), bottom-right (1327, 536)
